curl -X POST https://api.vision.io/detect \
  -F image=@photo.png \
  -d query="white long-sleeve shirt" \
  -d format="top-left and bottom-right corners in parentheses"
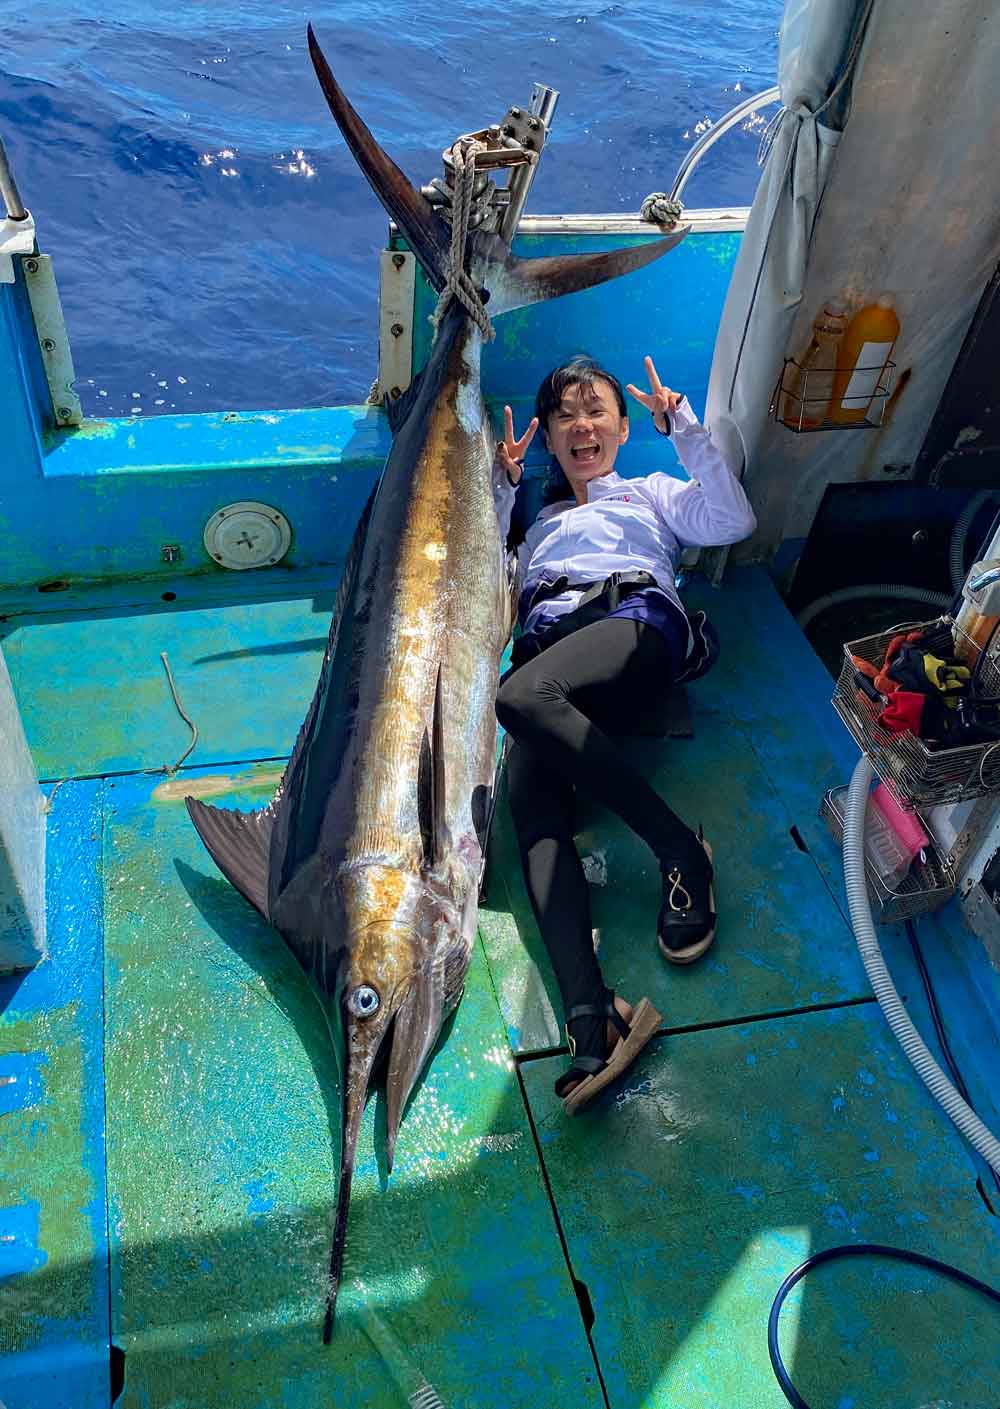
top-left (494, 396), bottom-right (756, 641)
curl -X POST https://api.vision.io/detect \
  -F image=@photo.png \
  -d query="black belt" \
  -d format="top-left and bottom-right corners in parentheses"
top-left (526, 570), bottom-right (658, 615)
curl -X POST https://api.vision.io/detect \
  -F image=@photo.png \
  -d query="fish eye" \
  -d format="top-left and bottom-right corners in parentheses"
top-left (346, 985), bottom-right (381, 1018)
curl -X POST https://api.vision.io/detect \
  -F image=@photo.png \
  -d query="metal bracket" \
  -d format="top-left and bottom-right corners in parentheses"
top-left (22, 252), bottom-right (83, 427)
top-left (0, 210), bottom-right (35, 284)
top-left (376, 250), bottom-right (416, 402)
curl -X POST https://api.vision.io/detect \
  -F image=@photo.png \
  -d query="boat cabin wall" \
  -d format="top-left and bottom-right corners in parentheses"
top-left (0, 215), bottom-right (745, 610)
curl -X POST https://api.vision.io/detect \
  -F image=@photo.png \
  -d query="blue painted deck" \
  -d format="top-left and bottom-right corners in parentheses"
top-left (3, 562), bottom-right (999, 1408)
top-left (3, 218), bottom-right (998, 1406)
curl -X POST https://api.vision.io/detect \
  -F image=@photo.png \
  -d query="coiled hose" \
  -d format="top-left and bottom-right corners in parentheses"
top-left (843, 755), bottom-right (1000, 1174)
top-left (949, 491), bottom-right (1000, 595)
top-left (796, 584), bottom-right (950, 632)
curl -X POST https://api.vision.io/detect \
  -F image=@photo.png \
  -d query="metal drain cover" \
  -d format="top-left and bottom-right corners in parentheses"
top-left (203, 501), bottom-right (292, 570)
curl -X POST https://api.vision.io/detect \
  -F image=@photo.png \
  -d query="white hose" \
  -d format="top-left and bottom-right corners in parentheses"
top-left (949, 491), bottom-right (1000, 596)
top-left (843, 755), bottom-right (1000, 1175)
top-left (797, 584), bottom-right (950, 632)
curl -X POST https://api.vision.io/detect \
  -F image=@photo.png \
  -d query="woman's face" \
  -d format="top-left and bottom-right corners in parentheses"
top-left (544, 378), bottom-right (629, 495)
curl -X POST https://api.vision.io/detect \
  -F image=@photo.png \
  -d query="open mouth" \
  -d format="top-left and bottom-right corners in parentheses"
top-left (570, 443), bottom-right (600, 462)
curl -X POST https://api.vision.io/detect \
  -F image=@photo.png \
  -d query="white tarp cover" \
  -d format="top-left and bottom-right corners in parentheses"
top-left (706, 0), bottom-right (1000, 563)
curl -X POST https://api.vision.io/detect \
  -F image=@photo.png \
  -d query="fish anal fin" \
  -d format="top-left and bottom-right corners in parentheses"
top-left (185, 798), bottom-right (274, 920)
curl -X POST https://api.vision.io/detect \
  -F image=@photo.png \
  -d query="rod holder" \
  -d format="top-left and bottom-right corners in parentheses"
top-left (498, 84), bottom-right (559, 243)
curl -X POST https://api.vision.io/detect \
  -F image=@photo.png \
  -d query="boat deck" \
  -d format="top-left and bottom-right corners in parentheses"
top-left (2, 565), bottom-right (999, 1408)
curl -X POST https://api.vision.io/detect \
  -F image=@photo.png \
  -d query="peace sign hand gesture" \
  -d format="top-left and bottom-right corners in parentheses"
top-left (496, 404), bottom-right (539, 485)
top-left (625, 356), bottom-right (683, 434)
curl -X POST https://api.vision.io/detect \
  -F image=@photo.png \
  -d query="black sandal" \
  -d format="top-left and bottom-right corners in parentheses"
top-left (657, 829), bottom-right (717, 965)
top-left (555, 992), bottom-right (662, 1115)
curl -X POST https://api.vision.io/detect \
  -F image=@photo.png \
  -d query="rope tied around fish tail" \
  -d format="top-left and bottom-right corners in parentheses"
top-left (432, 138), bottom-right (495, 341)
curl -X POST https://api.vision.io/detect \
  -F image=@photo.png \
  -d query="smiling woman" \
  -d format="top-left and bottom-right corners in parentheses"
top-left (493, 351), bottom-right (756, 1112)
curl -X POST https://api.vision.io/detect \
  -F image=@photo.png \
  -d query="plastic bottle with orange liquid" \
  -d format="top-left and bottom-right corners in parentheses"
top-left (780, 303), bottom-right (847, 429)
top-left (828, 296), bottom-right (900, 425)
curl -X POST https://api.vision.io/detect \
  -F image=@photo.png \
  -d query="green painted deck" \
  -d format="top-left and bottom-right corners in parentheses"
top-left (2, 566), bottom-right (999, 1408)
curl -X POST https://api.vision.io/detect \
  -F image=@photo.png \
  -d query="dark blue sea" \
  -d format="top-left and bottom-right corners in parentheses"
top-left (1, 2), bottom-right (781, 419)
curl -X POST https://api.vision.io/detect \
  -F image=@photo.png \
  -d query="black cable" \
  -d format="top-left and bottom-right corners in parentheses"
top-left (768, 1243), bottom-right (1000, 1409)
top-left (905, 919), bottom-right (1000, 1198)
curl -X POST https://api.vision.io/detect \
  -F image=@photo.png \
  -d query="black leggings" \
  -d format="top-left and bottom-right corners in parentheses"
top-left (495, 617), bottom-right (701, 1053)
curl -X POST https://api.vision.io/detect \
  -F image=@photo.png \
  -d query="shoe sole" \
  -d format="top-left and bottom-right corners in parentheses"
top-left (658, 839), bottom-right (716, 966)
top-left (561, 997), bottom-right (662, 1116)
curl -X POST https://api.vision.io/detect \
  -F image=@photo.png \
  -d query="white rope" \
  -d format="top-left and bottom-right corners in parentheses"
top-left (639, 192), bottom-right (684, 229)
top-left (432, 139), bottom-right (495, 341)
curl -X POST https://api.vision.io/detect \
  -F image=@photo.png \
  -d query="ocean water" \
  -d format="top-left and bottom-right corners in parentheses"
top-left (0, 1), bottom-right (782, 418)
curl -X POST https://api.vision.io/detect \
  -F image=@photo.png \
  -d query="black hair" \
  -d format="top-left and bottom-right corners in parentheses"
top-left (533, 356), bottom-right (628, 505)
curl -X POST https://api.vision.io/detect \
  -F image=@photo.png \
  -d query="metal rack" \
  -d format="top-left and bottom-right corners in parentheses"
top-left (832, 618), bottom-right (1000, 807)
top-left (773, 358), bottom-right (895, 433)
top-left (820, 786), bottom-right (956, 924)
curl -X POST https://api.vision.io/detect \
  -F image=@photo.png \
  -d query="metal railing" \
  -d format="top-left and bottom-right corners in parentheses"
top-left (669, 84), bottom-right (781, 204)
top-left (0, 136), bottom-right (27, 220)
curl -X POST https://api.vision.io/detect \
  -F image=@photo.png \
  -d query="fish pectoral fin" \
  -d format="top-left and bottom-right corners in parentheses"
top-left (490, 230), bottom-right (691, 315)
top-left (185, 798), bottom-right (275, 921)
top-left (416, 666), bottom-right (448, 869)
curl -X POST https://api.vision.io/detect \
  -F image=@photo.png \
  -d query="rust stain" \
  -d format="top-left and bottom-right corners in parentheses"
top-left (856, 365), bottom-right (912, 482)
top-left (882, 365), bottom-right (911, 426)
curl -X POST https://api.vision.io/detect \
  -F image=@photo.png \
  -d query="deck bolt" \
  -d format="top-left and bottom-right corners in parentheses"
top-left (25, 258), bottom-right (39, 273)
top-left (392, 253), bottom-right (406, 270)
top-left (57, 407), bottom-right (73, 420)
top-left (391, 322), bottom-right (404, 338)
top-left (41, 337), bottom-right (56, 352)
top-left (390, 386), bottom-right (402, 398)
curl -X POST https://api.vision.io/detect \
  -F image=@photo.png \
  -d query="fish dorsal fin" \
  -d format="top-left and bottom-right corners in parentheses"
top-left (185, 798), bottom-right (275, 920)
top-left (267, 482), bottom-right (378, 899)
top-left (416, 666), bottom-right (448, 869)
top-left (384, 367), bottom-right (426, 435)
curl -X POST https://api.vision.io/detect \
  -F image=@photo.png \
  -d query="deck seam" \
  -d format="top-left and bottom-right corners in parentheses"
top-left (513, 993), bottom-right (879, 1064)
top-left (514, 1064), bottom-right (613, 1409)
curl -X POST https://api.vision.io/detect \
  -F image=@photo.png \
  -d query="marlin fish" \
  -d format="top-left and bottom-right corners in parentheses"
top-left (186, 24), bottom-right (688, 1338)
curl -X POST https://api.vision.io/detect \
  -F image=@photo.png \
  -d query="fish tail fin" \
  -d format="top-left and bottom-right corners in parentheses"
top-left (307, 24), bottom-right (450, 291)
top-left (485, 227), bottom-right (691, 316)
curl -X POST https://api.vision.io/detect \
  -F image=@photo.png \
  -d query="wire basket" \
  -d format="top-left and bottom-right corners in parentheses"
top-left (832, 618), bottom-right (1000, 807)
top-left (820, 787), bottom-right (956, 924)
top-left (772, 358), bottom-right (895, 433)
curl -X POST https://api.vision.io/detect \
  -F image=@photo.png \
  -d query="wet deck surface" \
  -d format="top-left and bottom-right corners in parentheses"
top-left (2, 566), bottom-right (999, 1407)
